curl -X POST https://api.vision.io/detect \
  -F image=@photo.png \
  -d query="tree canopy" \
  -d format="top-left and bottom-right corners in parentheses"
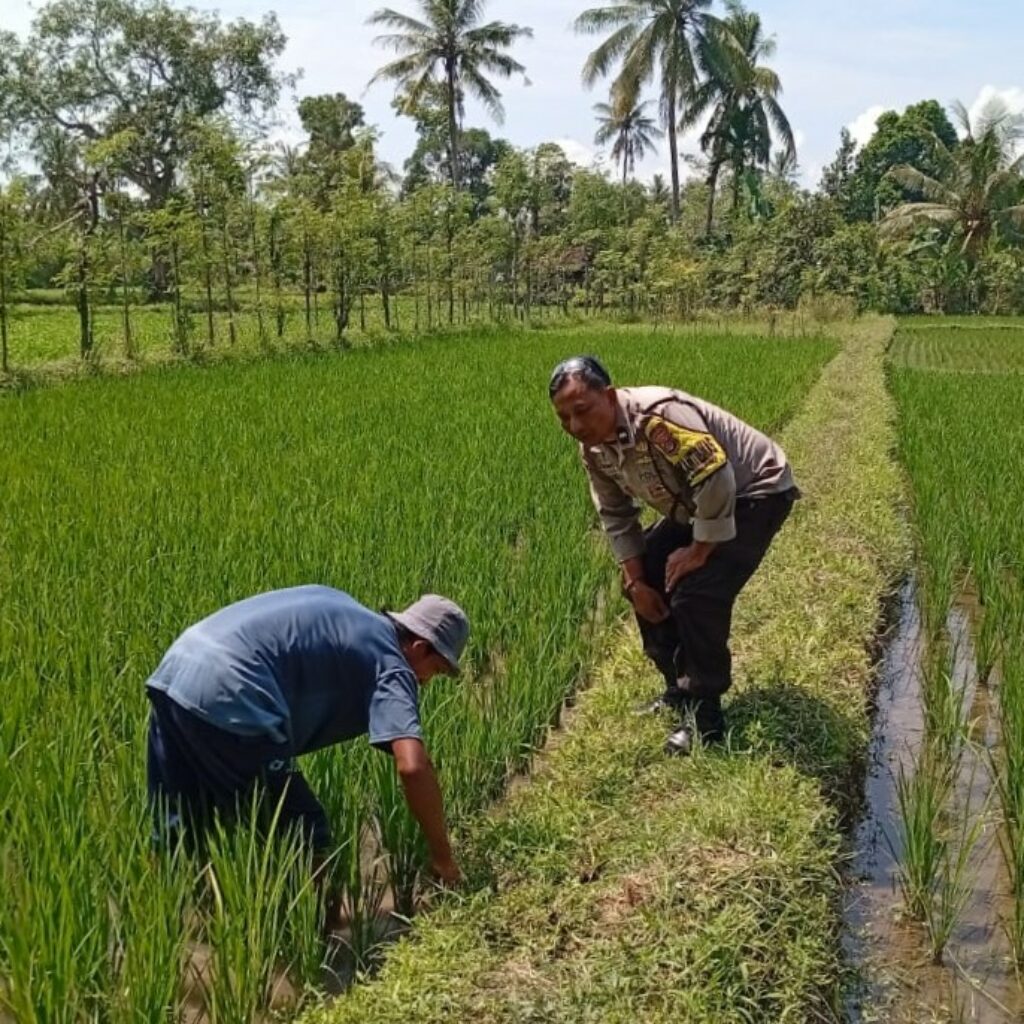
top-left (0, 0), bottom-right (289, 212)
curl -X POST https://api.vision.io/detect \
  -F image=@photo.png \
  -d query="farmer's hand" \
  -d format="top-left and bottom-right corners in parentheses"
top-left (628, 581), bottom-right (670, 624)
top-left (665, 542), bottom-right (715, 591)
top-left (430, 855), bottom-right (463, 887)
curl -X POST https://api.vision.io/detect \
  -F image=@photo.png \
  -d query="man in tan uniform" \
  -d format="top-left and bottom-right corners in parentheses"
top-left (549, 355), bottom-right (799, 754)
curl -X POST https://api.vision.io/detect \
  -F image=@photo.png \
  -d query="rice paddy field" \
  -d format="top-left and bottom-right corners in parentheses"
top-left (0, 324), bottom-right (837, 1021)
top-left (2, 290), bottom-right (580, 372)
top-left (890, 316), bottom-right (1024, 373)
top-left (3, 294), bottom-right (467, 368)
top-left (873, 318), bottom-right (1024, 1015)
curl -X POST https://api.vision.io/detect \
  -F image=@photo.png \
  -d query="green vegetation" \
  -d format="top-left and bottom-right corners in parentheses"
top-left (306, 318), bottom-right (905, 1024)
top-left (2, 0), bottom-right (1022, 1014)
top-left (891, 320), bottom-right (1024, 965)
top-left (2, 0), bottom-right (1024, 383)
top-left (0, 323), bottom-right (835, 1020)
top-left (889, 318), bottom-right (1024, 372)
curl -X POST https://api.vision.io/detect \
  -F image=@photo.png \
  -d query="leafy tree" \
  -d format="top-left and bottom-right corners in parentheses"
top-left (820, 127), bottom-right (857, 211)
top-left (575, 0), bottom-right (727, 222)
top-left (649, 173), bottom-right (672, 218)
top-left (292, 93), bottom-right (370, 206)
top-left (0, 181), bottom-right (30, 372)
top-left (403, 97), bottom-right (511, 217)
top-left (184, 122), bottom-right (247, 347)
top-left (881, 100), bottom-right (1024, 302)
top-left (299, 94), bottom-right (366, 156)
top-left (0, 0), bottom-right (289, 212)
top-left (593, 94), bottom-right (659, 183)
top-left (528, 144), bottom-right (576, 236)
top-left (368, 0), bottom-right (531, 192)
top-left (844, 100), bottom-right (958, 221)
top-left (685, 1), bottom-right (793, 235)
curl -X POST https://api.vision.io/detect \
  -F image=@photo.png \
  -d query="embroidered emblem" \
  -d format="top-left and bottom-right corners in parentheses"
top-left (643, 415), bottom-right (727, 488)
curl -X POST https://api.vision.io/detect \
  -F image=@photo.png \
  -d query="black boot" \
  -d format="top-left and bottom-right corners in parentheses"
top-left (635, 686), bottom-right (688, 717)
top-left (664, 697), bottom-right (726, 756)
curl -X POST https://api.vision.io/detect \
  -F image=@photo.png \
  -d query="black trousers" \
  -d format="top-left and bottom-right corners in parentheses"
top-left (147, 689), bottom-right (331, 853)
top-left (635, 490), bottom-right (797, 704)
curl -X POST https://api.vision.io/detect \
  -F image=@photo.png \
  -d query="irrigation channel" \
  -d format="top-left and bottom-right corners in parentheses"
top-left (843, 580), bottom-right (1021, 1022)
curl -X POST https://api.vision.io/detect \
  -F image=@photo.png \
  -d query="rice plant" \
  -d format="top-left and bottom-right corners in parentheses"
top-left (895, 752), bottom-right (948, 923)
top-left (891, 319), bottom-right (1024, 978)
top-left (0, 324), bottom-right (835, 1015)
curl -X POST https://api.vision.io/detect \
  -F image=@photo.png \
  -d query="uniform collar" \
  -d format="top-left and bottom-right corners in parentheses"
top-left (586, 391), bottom-right (635, 456)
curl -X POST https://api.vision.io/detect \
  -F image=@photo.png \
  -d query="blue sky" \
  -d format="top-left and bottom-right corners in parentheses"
top-left (5, 0), bottom-right (1024, 186)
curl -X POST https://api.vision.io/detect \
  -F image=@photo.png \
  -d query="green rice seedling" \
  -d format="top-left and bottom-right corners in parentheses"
top-left (0, 726), bottom-right (119, 1023)
top-left (999, 817), bottom-right (1024, 968)
top-left (926, 768), bottom-right (986, 965)
top-left (995, 646), bottom-right (1024, 966)
top-left (103, 828), bottom-right (195, 1024)
top-left (282, 847), bottom-right (329, 999)
top-left (919, 661), bottom-right (969, 774)
top-left (310, 746), bottom-right (389, 971)
top-left (890, 321), bottom-right (1024, 373)
top-left (372, 752), bottom-right (426, 918)
top-left (891, 325), bottom-right (1024, 984)
top-left (197, 798), bottom-right (319, 1024)
top-left (895, 753), bottom-right (948, 923)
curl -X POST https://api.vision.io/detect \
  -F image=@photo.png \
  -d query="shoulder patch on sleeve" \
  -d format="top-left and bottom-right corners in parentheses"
top-left (643, 414), bottom-right (727, 487)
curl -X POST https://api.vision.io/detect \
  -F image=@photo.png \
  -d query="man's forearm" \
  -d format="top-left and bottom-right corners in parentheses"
top-left (690, 539), bottom-right (717, 561)
top-left (398, 761), bottom-right (453, 864)
top-left (621, 555), bottom-right (646, 586)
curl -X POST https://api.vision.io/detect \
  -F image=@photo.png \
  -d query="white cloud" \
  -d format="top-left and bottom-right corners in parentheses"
top-left (847, 105), bottom-right (888, 148)
top-left (966, 84), bottom-right (1024, 129)
top-left (552, 137), bottom-right (597, 169)
top-left (801, 163), bottom-right (822, 189)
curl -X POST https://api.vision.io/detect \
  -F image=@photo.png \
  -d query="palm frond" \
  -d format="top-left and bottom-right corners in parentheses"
top-left (618, 22), bottom-right (659, 92)
top-left (880, 202), bottom-right (959, 237)
top-left (470, 48), bottom-right (527, 80)
top-left (366, 8), bottom-right (432, 34)
top-left (465, 21), bottom-right (533, 49)
top-left (462, 64), bottom-right (504, 123)
top-left (581, 23), bottom-right (640, 86)
top-left (888, 164), bottom-right (960, 207)
top-left (996, 204), bottom-right (1024, 233)
top-left (368, 53), bottom-right (434, 87)
top-left (764, 95), bottom-right (795, 158)
top-left (574, 3), bottom-right (640, 35)
top-left (370, 32), bottom-right (434, 55)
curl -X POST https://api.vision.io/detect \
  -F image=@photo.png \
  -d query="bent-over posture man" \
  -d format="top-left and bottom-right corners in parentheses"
top-left (549, 356), bottom-right (799, 755)
top-left (146, 584), bottom-right (468, 883)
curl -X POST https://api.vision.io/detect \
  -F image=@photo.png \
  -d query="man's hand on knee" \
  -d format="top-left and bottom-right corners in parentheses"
top-left (666, 542), bottom-right (717, 591)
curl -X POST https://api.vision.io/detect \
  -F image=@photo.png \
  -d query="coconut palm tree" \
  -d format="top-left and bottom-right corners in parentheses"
top-left (594, 94), bottom-right (659, 183)
top-left (882, 99), bottom-right (1024, 265)
top-left (685, 2), bottom-right (794, 235)
top-left (575, 0), bottom-right (728, 222)
top-left (367, 0), bottom-right (532, 192)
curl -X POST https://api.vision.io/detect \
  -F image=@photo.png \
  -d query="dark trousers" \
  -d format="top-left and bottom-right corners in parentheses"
top-left (636, 490), bottom-right (797, 706)
top-left (146, 689), bottom-right (331, 853)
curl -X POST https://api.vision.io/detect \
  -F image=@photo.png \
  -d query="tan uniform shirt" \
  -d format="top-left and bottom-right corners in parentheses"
top-left (581, 386), bottom-right (796, 561)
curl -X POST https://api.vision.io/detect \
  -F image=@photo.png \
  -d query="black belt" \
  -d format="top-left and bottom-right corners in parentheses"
top-left (737, 485), bottom-right (801, 510)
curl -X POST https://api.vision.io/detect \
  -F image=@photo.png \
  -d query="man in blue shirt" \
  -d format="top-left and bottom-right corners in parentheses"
top-left (146, 585), bottom-right (469, 884)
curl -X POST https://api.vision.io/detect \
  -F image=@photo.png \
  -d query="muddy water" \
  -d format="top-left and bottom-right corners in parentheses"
top-left (843, 581), bottom-right (1022, 1023)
